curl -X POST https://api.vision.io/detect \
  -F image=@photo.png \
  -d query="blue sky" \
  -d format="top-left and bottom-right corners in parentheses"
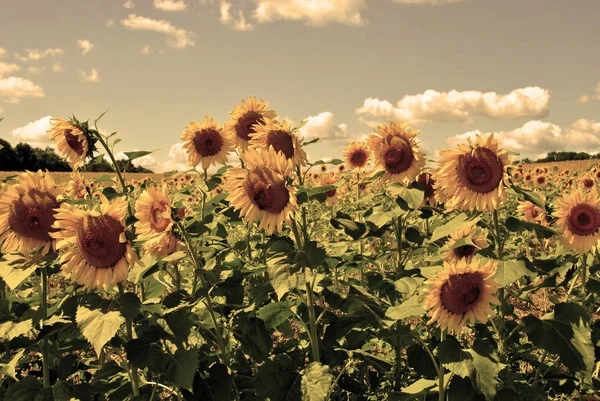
top-left (1, 0), bottom-right (599, 171)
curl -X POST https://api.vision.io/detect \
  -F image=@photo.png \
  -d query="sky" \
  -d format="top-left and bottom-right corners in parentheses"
top-left (0, 0), bottom-right (599, 172)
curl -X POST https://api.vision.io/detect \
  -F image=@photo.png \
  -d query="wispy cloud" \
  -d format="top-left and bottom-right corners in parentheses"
top-left (0, 62), bottom-right (20, 77)
top-left (124, 0), bottom-right (135, 9)
top-left (154, 0), bottom-right (186, 12)
top-left (0, 76), bottom-right (45, 103)
top-left (220, 1), bottom-right (254, 31)
top-left (254, 0), bottom-right (366, 26)
top-left (76, 39), bottom-right (94, 55)
top-left (0, 48), bottom-right (6, 58)
top-left (577, 82), bottom-right (600, 104)
top-left (78, 68), bottom-right (100, 82)
top-left (121, 14), bottom-right (195, 49)
top-left (52, 62), bottom-right (64, 73)
top-left (15, 48), bottom-right (64, 62)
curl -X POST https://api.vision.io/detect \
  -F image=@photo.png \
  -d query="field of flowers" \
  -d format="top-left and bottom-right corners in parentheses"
top-left (0, 98), bottom-right (599, 401)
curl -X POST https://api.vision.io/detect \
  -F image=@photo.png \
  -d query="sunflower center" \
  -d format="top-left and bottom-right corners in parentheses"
top-left (531, 208), bottom-right (539, 218)
top-left (453, 245), bottom-right (477, 258)
top-left (76, 215), bottom-right (126, 269)
top-left (235, 111), bottom-right (263, 141)
top-left (193, 129), bottom-right (223, 157)
top-left (383, 140), bottom-right (414, 174)
top-left (567, 203), bottom-right (600, 236)
top-left (457, 148), bottom-right (504, 194)
top-left (417, 173), bottom-right (435, 198)
top-left (64, 130), bottom-right (84, 156)
top-left (326, 189), bottom-right (337, 197)
top-left (8, 190), bottom-right (59, 241)
top-left (150, 203), bottom-right (171, 232)
top-left (583, 179), bottom-right (594, 188)
top-left (350, 150), bottom-right (367, 167)
top-left (440, 272), bottom-right (484, 315)
top-left (248, 173), bottom-right (290, 214)
top-left (266, 130), bottom-right (295, 159)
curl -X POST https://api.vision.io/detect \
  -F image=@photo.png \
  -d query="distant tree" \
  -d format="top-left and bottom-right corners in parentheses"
top-left (0, 139), bottom-right (21, 170)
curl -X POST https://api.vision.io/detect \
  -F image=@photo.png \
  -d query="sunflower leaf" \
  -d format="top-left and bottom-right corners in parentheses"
top-left (493, 259), bottom-right (537, 287)
top-left (385, 295), bottom-right (425, 323)
top-left (124, 150), bottom-right (156, 161)
top-left (76, 306), bottom-right (125, 357)
top-left (301, 362), bottom-right (334, 401)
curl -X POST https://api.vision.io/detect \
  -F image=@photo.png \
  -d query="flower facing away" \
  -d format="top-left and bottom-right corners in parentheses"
top-left (51, 196), bottom-right (138, 291)
top-left (343, 141), bottom-right (371, 170)
top-left (318, 174), bottom-right (342, 206)
top-left (442, 223), bottom-right (489, 263)
top-left (553, 189), bottom-right (600, 253)
top-left (517, 193), bottom-right (548, 226)
top-left (367, 121), bottom-right (425, 184)
top-left (48, 118), bottom-right (91, 169)
top-left (250, 119), bottom-right (307, 168)
top-left (134, 185), bottom-right (179, 257)
top-left (417, 172), bottom-right (436, 206)
top-left (0, 171), bottom-right (61, 255)
top-left (181, 116), bottom-right (235, 170)
top-left (434, 134), bottom-right (510, 212)
top-left (424, 259), bottom-right (500, 334)
top-left (223, 147), bottom-right (298, 234)
top-left (224, 96), bottom-right (277, 150)
top-left (66, 172), bottom-right (88, 199)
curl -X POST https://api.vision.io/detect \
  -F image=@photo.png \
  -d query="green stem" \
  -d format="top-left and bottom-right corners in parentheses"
top-left (393, 216), bottom-right (404, 273)
top-left (438, 330), bottom-right (446, 401)
top-left (40, 267), bottom-right (50, 388)
top-left (581, 255), bottom-right (587, 304)
top-left (118, 283), bottom-right (140, 397)
top-left (493, 210), bottom-right (506, 346)
top-left (173, 262), bottom-right (182, 292)
top-left (246, 222), bottom-right (252, 261)
top-left (291, 218), bottom-right (304, 251)
top-left (305, 281), bottom-right (320, 362)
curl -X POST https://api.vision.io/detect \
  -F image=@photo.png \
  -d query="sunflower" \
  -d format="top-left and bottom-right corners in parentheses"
top-left (66, 172), bottom-right (88, 199)
top-left (517, 192), bottom-right (548, 226)
top-left (442, 223), bottom-right (489, 263)
top-left (250, 119), bottom-right (307, 168)
top-left (434, 134), bottom-right (510, 212)
top-left (181, 116), bottom-right (235, 170)
top-left (225, 96), bottom-right (277, 150)
top-left (318, 174), bottom-right (342, 206)
top-left (223, 147), bottom-right (297, 234)
top-left (343, 141), bottom-right (371, 170)
top-left (417, 172), bottom-right (436, 206)
top-left (51, 195), bottom-right (138, 291)
top-left (0, 171), bottom-right (61, 255)
top-left (534, 175), bottom-right (547, 188)
top-left (134, 185), bottom-right (178, 257)
top-left (553, 189), bottom-right (600, 253)
top-left (424, 259), bottom-right (500, 334)
top-left (367, 121), bottom-right (425, 184)
top-left (48, 118), bottom-right (90, 169)
top-left (580, 176), bottom-right (595, 190)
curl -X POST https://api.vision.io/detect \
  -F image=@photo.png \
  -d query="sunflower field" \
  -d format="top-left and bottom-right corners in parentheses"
top-left (0, 99), bottom-right (599, 401)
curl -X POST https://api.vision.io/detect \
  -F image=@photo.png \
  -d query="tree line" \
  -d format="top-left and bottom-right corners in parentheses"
top-left (0, 138), bottom-right (153, 173)
top-left (518, 151), bottom-right (599, 164)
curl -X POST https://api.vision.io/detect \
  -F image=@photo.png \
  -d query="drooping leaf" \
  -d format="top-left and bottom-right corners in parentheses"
top-left (0, 319), bottom-right (32, 340)
top-left (257, 301), bottom-right (295, 328)
top-left (0, 255), bottom-right (38, 290)
top-left (256, 354), bottom-right (302, 401)
top-left (76, 306), bottom-right (125, 356)
top-left (431, 214), bottom-right (478, 242)
top-left (124, 150), bottom-right (156, 161)
top-left (301, 362), bottom-right (333, 401)
top-left (385, 295), bottom-right (425, 323)
top-left (389, 186), bottom-right (424, 210)
top-left (268, 257), bottom-right (304, 300)
top-left (4, 376), bottom-right (42, 401)
top-left (493, 259), bottom-right (537, 287)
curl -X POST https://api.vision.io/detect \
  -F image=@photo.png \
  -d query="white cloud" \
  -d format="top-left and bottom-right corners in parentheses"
top-left (27, 66), bottom-right (45, 74)
top-left (106, 19), bottom-right (116, 27)
top-left (389, 0), bottom-right (465, 4)
top-left (577, 82), bottom-right (600, 104)
top-left (11, 115), bottom-right (54, 148)
top-left (124, 0), bottom-right (135, 9)
top-left (356, 87), bottom-right (550, 125)
top-left (446, 119), bottom-right (600, 158)
top-left (0, 62), bottom-right (20, 77)
top-left (154, 0), bottom-right (187, 11)
top-left (157, 143), bottom-right (189, 172)
top-left (76, 39), bottom-right (94, 55)
top-left (116, 150), bottom-right (158, 169)
top-left (255, 0), bottom-right (366, 26)
top-left (297, 112), bottom-right (349, 142)
top-left (52, 62), bottom-right (64, 73)
top-left (15, 48), bottom-right (64, 62)
top-left (0, 77), bottom-right (45, 103)
top-left (0, 48), bottom-right (6, 58)
top-left (220, 1), bottom-right (254, 31)
top-left (78, 68), bottom-right (100, 82)
top-left (141, 45), bottom-right (152, 54)
top-left (121, 14), bottom-right (195, 49)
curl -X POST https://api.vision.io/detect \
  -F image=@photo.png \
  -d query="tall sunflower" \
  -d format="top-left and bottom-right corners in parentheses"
top-left (134, 185), bottom-right (179, 257)
top-left (434, 134), bottom-right (510, 212)
top-left (223, 147), bottom-right (298, 234)
top-left (0, 171), bottom-right (61, 255)
top-left (553, 189), bottom-right (600, 253)
top-left (367, 121), bottom-right (425, 184)
top-left (181, 116), bottom-right (235, 170)
top-left (442, 223), bottom-right (489, 263)
top-left (48, 118), bottom-right (91, 169)
top-left (51, 196), bottom-right (138, 291)
top-left (342, 141), bottom-right (371, 170)
top-left (250, 119), bottom-right (307, 168)
top-left (424, 259), bottom-right (500, 334)
top-left (225, 96), bottom-right (277, 150)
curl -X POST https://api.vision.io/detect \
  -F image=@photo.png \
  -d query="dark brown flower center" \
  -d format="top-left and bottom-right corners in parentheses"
top-left (247, 172), bottom-right (290, 214)
top-left (453, 245), bottom-right (477, 259)
top-left (235, 111), bottom-right (264, 141)
top-left (417, 173), bottom-right (435, 198)
top-left (566, 203), bottom-right (600, 236)
top-left (440, 272), bottom-right (484, 314)
top-left (350, 149), bottom-right (368, 168)
top-left (266, 130), bottom-right (295, 159)
top-left (150, 203), bottom-right (171, 232)
top-left (326, 189), bottom-right (337, 197)
top-left (536, 176), bottom-right (546, 185)
top-left (193, 129), bottom-right (223, 157)
top-left (383, 140), bottom-right (414, 174)
top-left (76, 215), bottom-right (126, 269)
top-left (64, 130), bottom-right (84, 156)
top-left (583, 179), bottom-right (594, 188)
top-left (456, 148), bottom-right (504, 194)
top-left (531, 208), bottom-right (539, 218)
top-left (8, 189), bottom-right (59, 242)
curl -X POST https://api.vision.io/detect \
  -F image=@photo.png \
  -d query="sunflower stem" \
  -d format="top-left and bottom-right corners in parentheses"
top-left (291, 218), bottom-right (304, 251)
top-left (117, 283), bottom-right (140, 397)
top-left (493, 210), bottom-right (507, 356)
top-left (438, 330), bottom-right (446, 401)
top-left (305, 281), bottom-right (320, 362)
top-left (393, 216), bottom-right (404, 273)
top-left (581, 255), bottom-right (587, 305)
top-left (40, 267), bottom-right (50, 388)
top-left (246, 222), bottom-right (252, 261)
top-left (173, 262), bottom-right (182, 292)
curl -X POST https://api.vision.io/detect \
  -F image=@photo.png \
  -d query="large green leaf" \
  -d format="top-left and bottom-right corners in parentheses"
top-left (431, 214), bottom-right (478, 242)
top-left (522, 302), bottom-right (594, 382)
top-left (0, 254), bottom-right (38, 290)
top-left (385, 295), bottom-right (425, 323)
top-left (76, 306), bottom-right (125, 356)
top-left (257, 301), bottom-right (295, 328)
top-left (493, 259), bottom-right (537, 287)
top-left (0, 319), bottom-right (32, 340)
top-left (301, 362), bottom-right (333, 401)
top-left (256, 354), bottom-right (302, 401)
top-left (389, 186), bottom-right (424, 210)
top-left (4, 376), bottom-right (42, 401)
top-left (268, 257), bottom-right (305, 300)
top-left (330, 212), bottom-right (366, 240)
